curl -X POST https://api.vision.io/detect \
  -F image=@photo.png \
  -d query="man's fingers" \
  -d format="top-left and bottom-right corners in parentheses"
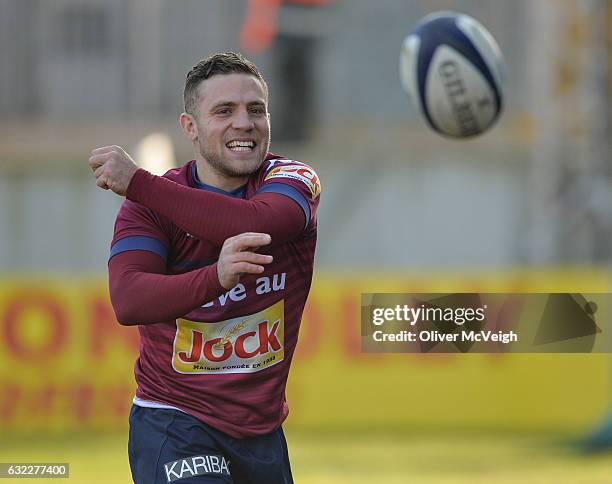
top-left (217, 236), bottom-right (274, 289)
top-left (90, 145), bottom-right (124, 156)
top-left (228, 233), bottom-right (272, 251)
top-left (224, 232), bottom-right (266, 244)
top-left (232, 262), bottom-right (266, 275)
top-left (233, 252), bottom-right (273, 265)
top-left (93, 165), bottom-right (105, 179)
top-left (88, 152), bottom-right (111, 170)
top-left (96, 177), bottom-right (110, 190)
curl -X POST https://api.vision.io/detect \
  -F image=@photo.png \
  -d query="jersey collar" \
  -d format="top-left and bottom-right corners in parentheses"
top-left (190, 162), bottom-right (247, 198)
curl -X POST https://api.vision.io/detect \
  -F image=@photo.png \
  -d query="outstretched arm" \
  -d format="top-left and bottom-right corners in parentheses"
top-left (89, 146), bottom-right (306, 246)
top-left (126, 169), bottom-right (304, 246)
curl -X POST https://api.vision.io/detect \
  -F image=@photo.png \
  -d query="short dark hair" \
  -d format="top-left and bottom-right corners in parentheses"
top-left (183, 52), bottom-right (268, 114)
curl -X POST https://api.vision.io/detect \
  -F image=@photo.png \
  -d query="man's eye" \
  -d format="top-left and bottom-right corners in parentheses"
top-left (250, 107), bottom-right (265, 115)
top-left (217, 108), bottom-right (231, 115)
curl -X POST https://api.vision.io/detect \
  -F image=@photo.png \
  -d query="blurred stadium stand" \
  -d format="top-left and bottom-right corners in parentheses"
top-left (0, 0), bottom-right (610, 273)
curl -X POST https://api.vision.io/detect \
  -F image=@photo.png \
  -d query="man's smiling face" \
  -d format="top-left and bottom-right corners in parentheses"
top-left (192, 72), bottom-right (270, 180)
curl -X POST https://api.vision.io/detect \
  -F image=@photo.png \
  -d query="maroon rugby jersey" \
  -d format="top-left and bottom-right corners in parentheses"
top-left (109, 153), bottom-right (320, 438)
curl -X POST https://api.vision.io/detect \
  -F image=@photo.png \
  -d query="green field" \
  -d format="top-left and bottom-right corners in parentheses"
top-left (1, 431), bottom-right (611, 483)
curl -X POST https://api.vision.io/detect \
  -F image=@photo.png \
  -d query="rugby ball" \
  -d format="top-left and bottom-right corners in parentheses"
top-left (400, 11), bottom-right (505, 138)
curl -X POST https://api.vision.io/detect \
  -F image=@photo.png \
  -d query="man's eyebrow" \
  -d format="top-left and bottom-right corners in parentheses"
top-left (210, 101), bottom-right (236, 111)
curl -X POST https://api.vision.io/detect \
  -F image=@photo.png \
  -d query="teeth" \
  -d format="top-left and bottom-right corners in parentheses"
top-left (227, 140), bottom-right (255, 150)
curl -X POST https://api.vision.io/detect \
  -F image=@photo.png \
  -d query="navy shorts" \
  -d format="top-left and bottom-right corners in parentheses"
top-left (128, 405), bottom-right (293, 484)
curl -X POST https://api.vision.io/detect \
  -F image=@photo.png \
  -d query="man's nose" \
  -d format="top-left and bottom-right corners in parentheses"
top-left (232, 107), bottom-right (255, 130)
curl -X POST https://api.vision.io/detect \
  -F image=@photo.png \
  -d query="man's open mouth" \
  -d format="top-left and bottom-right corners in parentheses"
top-left (226, 140), bottom-right (256, 152)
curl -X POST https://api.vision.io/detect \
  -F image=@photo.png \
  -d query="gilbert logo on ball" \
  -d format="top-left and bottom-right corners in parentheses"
top-left (400, 11), bottom-right (506, 138)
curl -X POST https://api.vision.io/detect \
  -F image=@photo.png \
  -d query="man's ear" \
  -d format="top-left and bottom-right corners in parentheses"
top-left (179, 112), bottom-right (198, 141)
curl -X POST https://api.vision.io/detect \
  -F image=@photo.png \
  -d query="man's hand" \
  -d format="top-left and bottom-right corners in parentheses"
top-left (88, 145), bottom-right (139, 196)
top-left (217, 233), bottom-right (273, 289)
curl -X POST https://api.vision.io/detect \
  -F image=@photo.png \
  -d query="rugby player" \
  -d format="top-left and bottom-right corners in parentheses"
top-left (88, 52), bottom-right (320, 483)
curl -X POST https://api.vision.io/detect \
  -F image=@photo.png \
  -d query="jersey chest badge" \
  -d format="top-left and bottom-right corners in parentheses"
top-left (172, 300), bottom-right (284, 374)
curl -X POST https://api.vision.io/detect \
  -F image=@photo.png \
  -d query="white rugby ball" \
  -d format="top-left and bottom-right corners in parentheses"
top-left (400, 11), bottom-right (505, 138)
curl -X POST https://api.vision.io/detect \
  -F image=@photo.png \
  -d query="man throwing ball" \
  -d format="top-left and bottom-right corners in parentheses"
top-left (89, 52), bottom-right (320, 484)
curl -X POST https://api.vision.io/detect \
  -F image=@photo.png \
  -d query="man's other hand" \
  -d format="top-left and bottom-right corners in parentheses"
top-left (217, 233), bottom-right (273, 289)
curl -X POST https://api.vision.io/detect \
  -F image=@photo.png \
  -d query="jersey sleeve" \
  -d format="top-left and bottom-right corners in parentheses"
top-left (256, 160), bottom-right (321, 230)
top-left (108, 250), bottom-right (224, 325)
top-left (125, 165), bottom-right (316, 247)
top-left (110, 200), bottom-right (172, 263)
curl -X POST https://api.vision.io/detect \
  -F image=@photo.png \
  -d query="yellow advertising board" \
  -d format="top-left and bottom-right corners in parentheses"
top-left (0, 270), bottom-right (609, 434)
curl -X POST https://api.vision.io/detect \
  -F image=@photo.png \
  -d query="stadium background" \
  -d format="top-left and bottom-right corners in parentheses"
top-left (1, 0), bottom-right (611, 482)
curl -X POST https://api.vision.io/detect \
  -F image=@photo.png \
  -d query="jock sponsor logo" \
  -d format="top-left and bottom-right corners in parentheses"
top-left (164, 455), bottom-right (230, 482)
top-left (264, 163), bottom-right (321, 198)
top-left (172, 300), bottom-right (285, 374)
